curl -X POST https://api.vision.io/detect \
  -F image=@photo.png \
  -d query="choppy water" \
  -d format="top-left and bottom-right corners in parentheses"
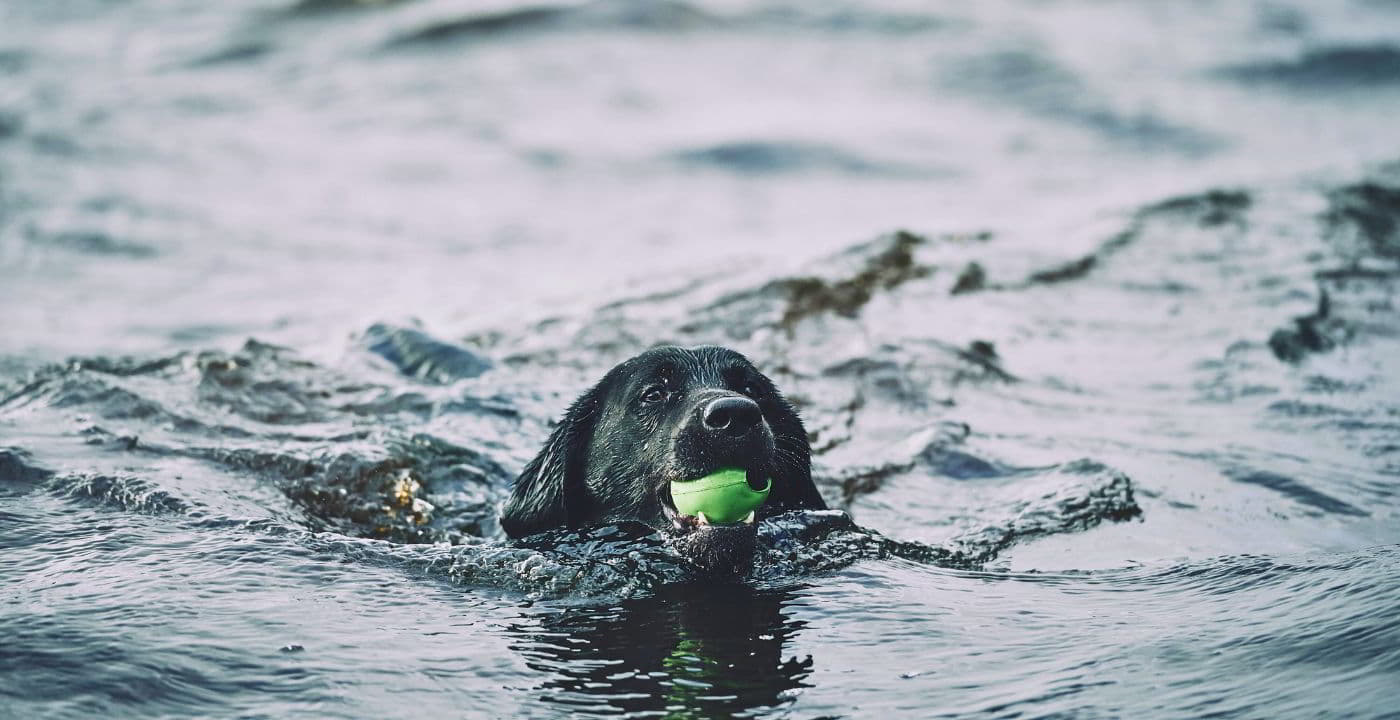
top-left (3, 1), bottom-right (1400, 718)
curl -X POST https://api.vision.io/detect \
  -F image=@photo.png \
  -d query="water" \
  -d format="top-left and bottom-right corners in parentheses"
top-left (3, 1), bottom-right (1400, 717)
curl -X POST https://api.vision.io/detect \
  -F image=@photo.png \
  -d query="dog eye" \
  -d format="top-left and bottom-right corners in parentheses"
top-left (640, 387), bottom-right (666, 404)
top-left (723, 367), bottom-right (763, 398)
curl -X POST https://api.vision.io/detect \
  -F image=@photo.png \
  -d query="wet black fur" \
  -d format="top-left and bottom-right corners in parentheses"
top-left (501, 346), bottom-right (826, 545)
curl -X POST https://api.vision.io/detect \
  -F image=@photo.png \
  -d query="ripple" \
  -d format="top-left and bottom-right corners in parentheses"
top-left (944, 49), bottom-right (1221, 155)
top-left (670, 141), bottom-right (936, 178)
top-left (1223, 467), bottom-right (1368, 517)
top-left (1220, 44), bottom-right (1400, 91)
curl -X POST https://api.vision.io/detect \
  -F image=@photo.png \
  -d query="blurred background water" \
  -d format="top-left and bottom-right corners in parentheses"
top-left (2, 1), bottom-right (1399, 718)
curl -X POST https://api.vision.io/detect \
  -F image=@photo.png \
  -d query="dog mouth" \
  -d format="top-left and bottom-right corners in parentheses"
top-left (664, 505), bottom-right (758, 532)
top-left (654, 462), bottom-right (771, 577)
top-left (660, 467), bottom-right (769, 535)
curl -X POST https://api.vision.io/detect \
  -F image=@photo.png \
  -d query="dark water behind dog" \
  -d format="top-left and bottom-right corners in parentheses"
top-left (3, 1), bottom-right (1400, 717)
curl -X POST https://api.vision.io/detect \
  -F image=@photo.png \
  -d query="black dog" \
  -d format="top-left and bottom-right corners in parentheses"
top-left (501, 346), bottom-right (827, 575)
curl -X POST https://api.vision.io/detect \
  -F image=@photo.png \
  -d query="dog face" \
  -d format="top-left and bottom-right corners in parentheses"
top-left (501, 346), bottom-right (826, 574)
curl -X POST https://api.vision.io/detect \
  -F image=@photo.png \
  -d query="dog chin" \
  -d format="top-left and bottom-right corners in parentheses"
top-left (665, 522), bottom-right (758, 579)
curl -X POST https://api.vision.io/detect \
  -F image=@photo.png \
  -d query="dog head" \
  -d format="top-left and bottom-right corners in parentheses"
top-left (501, 346), bottom-right (826, 575)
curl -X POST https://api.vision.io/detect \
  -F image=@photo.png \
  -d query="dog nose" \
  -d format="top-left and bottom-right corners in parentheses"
top-left (702, 396), bottom-right (762, 437)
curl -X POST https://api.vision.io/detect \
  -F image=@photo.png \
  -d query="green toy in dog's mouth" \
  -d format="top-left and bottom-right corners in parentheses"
top-left (669, 468), bottom-right (770, 526)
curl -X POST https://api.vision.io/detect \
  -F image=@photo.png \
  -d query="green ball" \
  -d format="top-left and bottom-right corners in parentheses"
top-left (669, 468), bottom-right (771, 525)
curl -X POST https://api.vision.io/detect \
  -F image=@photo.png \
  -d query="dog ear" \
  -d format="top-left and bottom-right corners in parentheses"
top-left (500, 386), bottom-right (601, 538)
top-left (767, 404), bottom-right (828, 511)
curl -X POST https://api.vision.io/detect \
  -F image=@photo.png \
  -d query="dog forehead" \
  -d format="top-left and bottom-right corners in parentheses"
top-left (615, 346), bottom-right (752, 387)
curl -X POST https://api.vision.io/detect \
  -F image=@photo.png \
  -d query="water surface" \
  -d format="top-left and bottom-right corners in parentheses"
top-left (3, 1), bottom-right (1400, 717)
